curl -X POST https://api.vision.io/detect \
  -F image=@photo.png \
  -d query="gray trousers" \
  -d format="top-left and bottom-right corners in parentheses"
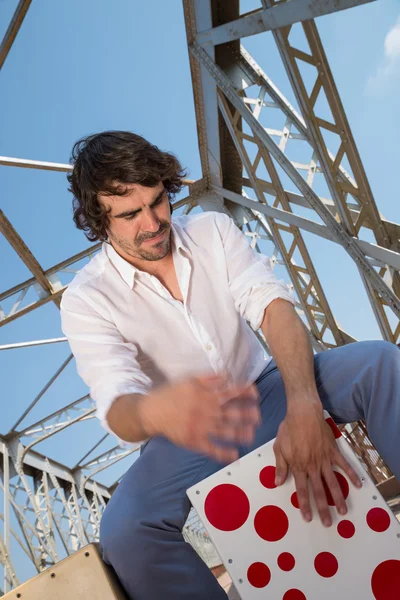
top-left (100, 340), bottom-right (400, 599)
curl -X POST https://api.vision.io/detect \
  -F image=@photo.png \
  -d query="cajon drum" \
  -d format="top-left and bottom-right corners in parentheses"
top-left (188, 411), bottom-right (400, 599)
top-left (3, 543), bottom-right (128, 600)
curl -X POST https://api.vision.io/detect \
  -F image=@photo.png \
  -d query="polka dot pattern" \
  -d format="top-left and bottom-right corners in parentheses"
top-left (337, 520), bottom-right (355, 539)
top-left (283, 590), bottom-right (307, 600)
top-left (314, 552), bottom-right (338, 578)
top-left (371, 560), bottom-right (400, 600)
top-left (247, 562), bottom-right (271, 588)
top-left (322, 472), bottom-right (349, 506)
top-left (254, 505), bottom-right (289, 542)
top-left (278, 552), bottom-right (295, 571)
top-left (259, 465), bottom-right (277, 489)
top-left (199, 447), bottom-right (396, 599)
top-left (366, 507), bottom-right (391, 533)
top-left (204, 484), bottom-right (250, 531)
top-left (291, 491), bottom-right (300, 509)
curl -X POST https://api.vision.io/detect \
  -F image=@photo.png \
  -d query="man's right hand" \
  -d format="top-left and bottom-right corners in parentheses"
top-left (137, 374), bottom-right (261, 463)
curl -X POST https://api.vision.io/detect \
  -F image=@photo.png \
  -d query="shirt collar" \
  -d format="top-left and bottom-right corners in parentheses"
top-left (104, 220), bottom-right (191, 289)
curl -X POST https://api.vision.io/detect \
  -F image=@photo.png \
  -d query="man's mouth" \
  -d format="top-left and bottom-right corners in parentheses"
top-left (141, 228), bottom-right (167, 244)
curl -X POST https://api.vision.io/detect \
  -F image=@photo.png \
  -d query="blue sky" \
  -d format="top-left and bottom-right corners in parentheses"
top-left (0, 0), bottom-right (399, 577)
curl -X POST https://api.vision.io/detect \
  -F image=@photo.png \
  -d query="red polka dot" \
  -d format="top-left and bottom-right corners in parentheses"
top-left (322, 472), bottom-right (349, 506)
top-left (314, 552), bottom-right (338, 578)
top-left (371, 560), bottom-right (400, 600)
top-left (247, 562), bottom-right (271, 588)
top-left (325, 417), bottom-right (342, 439)
top-left (278, 552), bottom-right (295, 571)
top-left (254, 505), bottom-right (289, 542)
top-left (366, 507), bottom-right (391, 533)
top-left (283, 590), bottom-right (307, 600)
top-left (291, 491), bottom-right (300, 509)
top-left (204, 484), bottom-right (250, 531)
top-left (260, 465), bottom-right (277, 489)
top-left (337, 520), bottom-right (355, 539)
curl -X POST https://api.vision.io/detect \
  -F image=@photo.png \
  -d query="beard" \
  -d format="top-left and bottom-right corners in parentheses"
top-left (108, 220), bottom-right (171, 262)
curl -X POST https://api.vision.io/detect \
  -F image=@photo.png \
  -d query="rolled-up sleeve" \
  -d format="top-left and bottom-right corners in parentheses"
top-left (215, 212), bottom-right (295, 330)
top-left (60, 289), bottom-right (152, 439)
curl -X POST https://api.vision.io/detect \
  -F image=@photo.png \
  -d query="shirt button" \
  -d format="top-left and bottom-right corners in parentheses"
top-left (205, 344), bottom-right (213, 351)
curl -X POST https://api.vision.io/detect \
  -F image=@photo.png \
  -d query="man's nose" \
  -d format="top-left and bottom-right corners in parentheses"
top-left (141, 209), bottom-right (160, 232)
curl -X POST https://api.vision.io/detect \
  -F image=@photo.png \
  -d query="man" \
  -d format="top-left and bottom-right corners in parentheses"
top-left (61, 130), bottom-right (400, 600)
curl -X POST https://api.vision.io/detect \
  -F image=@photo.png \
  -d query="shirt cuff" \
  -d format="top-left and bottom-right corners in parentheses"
top-left (93, 381), bottom-right (150, 448)
top-left (249, 283), bottom-right (296, 331)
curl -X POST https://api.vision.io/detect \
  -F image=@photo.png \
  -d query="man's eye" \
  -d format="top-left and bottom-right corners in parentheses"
top-left (125, 214), bottom-right (137, 221)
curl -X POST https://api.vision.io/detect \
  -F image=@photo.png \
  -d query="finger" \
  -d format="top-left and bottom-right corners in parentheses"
top-left (222, 401), bottom-right (261, 426)
top-left (332, 448), bottom-right (362, 489)
top-left (293, 471), bottom-right (312, 522)
top-left (239, 423), bottom-right (257, 445)
top-left (199, 439), bottom-right (239, 464)
top-left (309, 469), bottom-right (332, 527)
top-left (210, 421), bottom-right (256, 445)
top-left (273, 447), bottom-right (289, 486)
top-left (224, 393), bottom-right (260, 411)
top-left (322, 463), bottom-right (347, 517)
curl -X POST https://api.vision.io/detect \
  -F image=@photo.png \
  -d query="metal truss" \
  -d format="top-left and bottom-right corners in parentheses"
top-left (1, 0), bottom-right (399, 594)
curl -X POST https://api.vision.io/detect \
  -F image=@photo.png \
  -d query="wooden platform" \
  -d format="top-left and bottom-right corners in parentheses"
top-left (3, 544), bottom-right (128, 600)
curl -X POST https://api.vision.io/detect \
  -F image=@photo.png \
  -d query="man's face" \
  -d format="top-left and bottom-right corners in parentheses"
top-left (99, 181), bottom-right (172, 262)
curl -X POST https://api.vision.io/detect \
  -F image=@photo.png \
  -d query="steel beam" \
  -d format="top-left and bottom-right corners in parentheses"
top-left (0, 210), bottom-right (60, 304)
top-left (0, 0), bottom-right (32, 71)
top-left (217, 94), bottom-right (346, 347)
top-left (16, 395), bottom-right (96, 465)
top-left (183, 0), bottom-right (224, 191)
top-left (0, 243), bottom-right (102, 327)
top-left (190, 42), bottom-right (400, 320)
top-left (214, 186), bottom-right (400, 272)
top-left (196, 0), bottom-right (375, 47)
top-left (0, 156), bottom-right (72, 172)
top-left (3, 445), bottom-right (11, 593)
top-left (74, 445), bottom-right (139, 494)
top-left (10, 354), bottom-right (74, 433)
top-left (0, 337), bottom-right (68, 352)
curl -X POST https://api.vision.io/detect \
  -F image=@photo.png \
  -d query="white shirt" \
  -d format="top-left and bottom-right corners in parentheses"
top-left (60, 211), bottom-right (294, 441)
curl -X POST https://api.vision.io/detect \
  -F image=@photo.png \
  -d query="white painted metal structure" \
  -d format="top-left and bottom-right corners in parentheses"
top-left (0, 0), bottom-right (398, 594)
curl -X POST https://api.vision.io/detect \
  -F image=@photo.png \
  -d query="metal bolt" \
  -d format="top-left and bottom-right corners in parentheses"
top-left (227, 471), bottom-right (231, 476)
top-left (228, 559), bottom-right (233, 564)
top-left (257, 453), bottom-right (261, 458)
top-left (397, 533), bottom-right (400, 539)
top-left (196, 490), bottom-right (200, 495)
top-left (50, 573), bottom-right (56, 579)
top-left (85, 551), bottom-right (90, 557)
top-left (361, 477), bottom-right (365, 482)
top-left (16, 594), bottom-right (22, 599)
top-left (239, 578), bottom-right (243, 584)
top-left (372, 495), bottom-right (377, 500)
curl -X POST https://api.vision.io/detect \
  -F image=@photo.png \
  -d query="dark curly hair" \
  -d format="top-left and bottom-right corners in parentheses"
top-left (67, 131), bottom-right (187, 241)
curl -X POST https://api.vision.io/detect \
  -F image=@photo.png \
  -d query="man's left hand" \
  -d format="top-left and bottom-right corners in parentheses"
top-left (273, 400), bottom-right (362, 526)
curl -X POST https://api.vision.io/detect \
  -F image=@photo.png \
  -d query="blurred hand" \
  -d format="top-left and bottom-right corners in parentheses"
top-left (138, 374), bottom-right (261, 463)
